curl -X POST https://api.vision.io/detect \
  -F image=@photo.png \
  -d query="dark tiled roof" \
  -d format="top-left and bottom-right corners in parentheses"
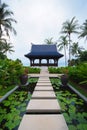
top-left (25, 44), bottom-right (63, 58)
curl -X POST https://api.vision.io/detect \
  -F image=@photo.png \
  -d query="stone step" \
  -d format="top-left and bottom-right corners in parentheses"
top-left (35, 85), bottom-right (53, 87)
top-left (34, 86), bottom-right (53, 91)
top-left (37, 82), bottom-right (52, 86)
top-left (38, 81), bottom-right (50, 83)
top-left (18, 114), bottom-right (68, 130)
top-left (31, 91), bottom-right (56, 99)
top-left (26, 99), bottom-right (61, 113)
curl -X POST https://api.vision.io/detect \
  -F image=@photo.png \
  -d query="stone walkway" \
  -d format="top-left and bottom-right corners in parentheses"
top-left (18, 68), bottom-right (68, 130)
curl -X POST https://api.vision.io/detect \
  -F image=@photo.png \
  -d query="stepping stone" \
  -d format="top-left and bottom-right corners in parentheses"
top-left (38, 78), bottom-right (49, 80)
top-left (26, 99), bottom-right (61, 113)
top-left (31, 91), bottom-right (56, 99)
top-left (37, 82), bottom-right (51, 86)
top-left (36, 85), bottom-right (53, 87)
top-left (34, 86), bottom-right (53, 91)
top-left (18, 114), bottom-right (68, 130)
top-left (38, 81), bottom-right (50, 83)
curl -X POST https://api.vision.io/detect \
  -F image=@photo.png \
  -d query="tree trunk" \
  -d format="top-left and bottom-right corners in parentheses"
top-left (64, 46), bottom-right (67, 66)
top-left (68, 34), bottom-right (71, 65)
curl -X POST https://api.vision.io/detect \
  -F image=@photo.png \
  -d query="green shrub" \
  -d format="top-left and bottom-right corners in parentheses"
top-left (0, 59), bottom-right (24, 88)
top-left (68, 63), bottom-right (87, 85)
top-left (27, 67), bottom-right (40, 73)
top-left (48, 67), bottom-right (62, 73)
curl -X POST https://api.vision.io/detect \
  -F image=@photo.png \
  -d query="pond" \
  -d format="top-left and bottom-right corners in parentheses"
top-left (50, 78), bottom-right (87, 130)
top-left (0, 78), bottom-right (38, 130)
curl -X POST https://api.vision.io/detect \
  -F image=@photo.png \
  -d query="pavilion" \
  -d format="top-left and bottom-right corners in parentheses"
top-left (25, 44), bottom-right (63, 66)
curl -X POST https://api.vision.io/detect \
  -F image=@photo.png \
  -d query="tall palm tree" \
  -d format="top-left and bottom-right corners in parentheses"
top-left (0, 3), bottom-right (17, 38)
top-left (3, 42), bottom-right (14, 55)
top-left (61, 17), bottom-right (79, 63)
top-left (79, 20), bottom-right (87, 41)
top-left (58, 36), bottom-right (68, 66)
top-left (44, 37), bottom-right (54, 44)
top-left (71, 42), bottom-right (84, 57)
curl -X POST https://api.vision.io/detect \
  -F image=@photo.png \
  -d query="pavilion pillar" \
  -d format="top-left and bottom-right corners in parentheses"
top-left (39, 59), bottom-right (41, 66)
top-left (54, 59), bottom-right (58, 66)
top-left (47, 59), bottom-right (49, 66)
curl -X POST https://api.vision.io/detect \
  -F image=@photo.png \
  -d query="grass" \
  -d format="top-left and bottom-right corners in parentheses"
top-left (69, 81), bottom-right (87, 98)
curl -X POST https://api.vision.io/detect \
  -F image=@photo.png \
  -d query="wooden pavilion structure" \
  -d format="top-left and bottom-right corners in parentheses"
top-left (25, 44), bottom-right (63, 66)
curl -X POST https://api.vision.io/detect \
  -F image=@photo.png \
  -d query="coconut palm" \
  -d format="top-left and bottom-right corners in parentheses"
top-left (0, 3), bottom-right (17, 38)
top-left (70, 42), bottom-right (84, 57)
top-left (79, 20), bottom-right (87, 41)
top-left (61, 17), bottom-right (79, 63)
top-left (44, 37), bottom-right (54, 44)
top-left (58, 36), bottom-right (68, 66)
top-left (3, 42), bottom-right (14, 55)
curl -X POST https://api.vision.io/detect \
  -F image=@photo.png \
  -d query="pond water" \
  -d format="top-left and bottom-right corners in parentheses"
top-left (50, 78), bottom-right (87, 130)
top-left (0, 78), bottom-right (37, 130)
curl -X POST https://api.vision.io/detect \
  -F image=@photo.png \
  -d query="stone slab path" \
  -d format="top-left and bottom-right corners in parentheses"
top-left (18, 68), bottom-right (68, 130)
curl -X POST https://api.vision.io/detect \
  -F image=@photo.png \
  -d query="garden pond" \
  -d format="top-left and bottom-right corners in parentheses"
top-left (0, 78), bottom-right (38, 130)
top-left (50, 78), bottom-right (87, 130)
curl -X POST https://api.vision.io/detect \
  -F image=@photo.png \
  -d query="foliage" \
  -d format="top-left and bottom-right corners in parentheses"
top-left (57, 36), bottom-right (68, 66)
top-left (61, 16), bottom-right (79, 62)
top-left (50, 78), bottom-right (87, 130)
top-left (48, 67), bottom-right (68, 74)
top-left (0, 59), bottom-right (24, 88)
top-left (79, 19), bottom-right (87, 40)
top-left (28, 67), bottom-right (40, 73)
top-left (0, 90), bottom-right (31, 130)
top-left (79, 50), bottom-right (87, 62)
top-left (0, 3), bottom-right (17, 38)
top-left (68, 63), bottom-right (87, 85)
top-left (0, 78), bottom-right (37, 129)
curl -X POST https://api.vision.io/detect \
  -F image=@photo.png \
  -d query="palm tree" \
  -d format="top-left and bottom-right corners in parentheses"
top-left (70, 42), bottom-right (84, 57)
top-left (44, 37), bottom-right (54, 44)
top-left (79, 20), bottom-right (87, 41)
top-left (3, 42), bottom-right (14, 55)
top-left (61, 17), bottom-right (79, 63)
top-left (57, 36), bottom-right (68, 66)
top-left (0, 3), bottom-right (17, 38)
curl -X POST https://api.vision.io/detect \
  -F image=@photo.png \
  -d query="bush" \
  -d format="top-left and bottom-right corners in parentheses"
top-left (68, 63), bottom-right (87, 85)
top-left (48, 67), bottom-right (62, 73)
top-left (0, 59), bottom-right (24, 88)
top-left (27, 67), bottom-right (40, 73)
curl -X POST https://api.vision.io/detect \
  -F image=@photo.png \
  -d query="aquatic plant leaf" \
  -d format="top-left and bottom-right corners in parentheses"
top-left (77, 124), bottom-right (87, 130)
top-left (77, 113), bottom-right (87, 123)
top-left (63, 113), bottom-right (72, 123)
top-left (3, 100), bottom-right (11, 106)
top-left (68, 125), bottom-right (77, 130)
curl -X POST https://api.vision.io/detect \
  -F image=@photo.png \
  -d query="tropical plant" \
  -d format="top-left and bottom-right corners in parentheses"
top-left (0, 3), bottom-right (17, 57)
top-left (79, 19), bottom-right (87, 41)
top-left (0, 3), bottom-right (17, 38)
top-left (78, 50), bottom-right (87, 62)
top-left (2, 42), bottom-right (14, 55)
top-left (61, 17), bottom-right (79, 63)
top-left (44, 37), bottom-right (54, 44)
top-left (57, 36), bottom-right (68, 66)
top-left (70, 42), bottom-right (84, 57)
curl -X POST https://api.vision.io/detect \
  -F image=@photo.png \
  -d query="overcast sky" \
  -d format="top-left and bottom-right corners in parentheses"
top-left (2, 0), bottom-right (87, 66)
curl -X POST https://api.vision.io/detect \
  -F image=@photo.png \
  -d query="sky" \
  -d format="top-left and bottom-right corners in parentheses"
top-left (2, 0), bottom-right (87, 66)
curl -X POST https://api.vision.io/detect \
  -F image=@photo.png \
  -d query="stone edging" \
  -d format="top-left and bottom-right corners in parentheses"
top-left (0, 86), bottom-right (19, 103)
top-left (68, 84), bottom-right (87, 103)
